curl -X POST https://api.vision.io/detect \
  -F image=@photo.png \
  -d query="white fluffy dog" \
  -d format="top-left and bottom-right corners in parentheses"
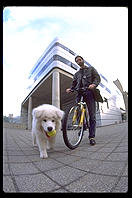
top-left (32, 104), bottom-right (64, 158)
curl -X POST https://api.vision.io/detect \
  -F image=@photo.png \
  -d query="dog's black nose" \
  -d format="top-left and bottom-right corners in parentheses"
top-left (47, 127), bottom-right (53, 132)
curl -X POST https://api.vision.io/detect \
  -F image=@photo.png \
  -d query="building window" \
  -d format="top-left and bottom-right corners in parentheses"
top-left (29, 42), bottom-right (77, 77)
top-left (105, 87), bottom-right (111, 94)
top-left (69, 49), bottom-right (75, 55)
top-left (100, 82), bottom-right (105, 88)
top-left (33, 54), bottom-right (78, 80)
top-left (100, 73), bottom-right (108, 82)
top-left (84, 60), bottom-right (92, 67)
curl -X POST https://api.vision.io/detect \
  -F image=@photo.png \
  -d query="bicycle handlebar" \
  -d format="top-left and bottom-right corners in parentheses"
top-left (71, 87), bottom-right (89, 92)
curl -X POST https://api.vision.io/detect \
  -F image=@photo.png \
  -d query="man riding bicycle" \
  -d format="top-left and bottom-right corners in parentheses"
top-left (66, 55), bottom-right (101, 146)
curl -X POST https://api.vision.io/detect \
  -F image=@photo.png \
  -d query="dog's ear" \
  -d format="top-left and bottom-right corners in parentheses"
top-left (56, 109), bottom-right (64, 120)
top-left (32, 109), bottom-right (42, 119)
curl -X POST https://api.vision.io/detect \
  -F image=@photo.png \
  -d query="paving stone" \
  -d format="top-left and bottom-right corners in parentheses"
top-left (45, 166), bottom-right (86, 186)
top-left (34, 158), bottom-right (63, 171)
top-left (53, 188), bottom-right (69, 192)
top-left (10, 163), bottom-right (39, 175)
top-left (22, 149), bottom-right (39, 155)
top-left (89, 152), bottom-right (110, 160)
top-left (63, 149), bottom-right (94, 158)
top-left (114, 146), bottom-right (128, 152)
top-left (3, 155), bottom-right (8, 163)
top-left (122, 164), bottom-right (128, 176)
top-left (3, 176), bottom-right (16, 192)
top-left (8, 155), bottom-right (31, 163)
top-left (65, 173), bottom-right (118, 192)
top-left (14, 174), bottom-right (60, 192)
top-left (96, 147), bottom-right (115, 153)
top-left (3, 163), bottom-right (10, 175)
top-left (92, 161), bottom-right (126, 176)
top-left (106, 152), bottom-right (128, 161)
top-left (27, 154), bottom-right (43, 162)
top-left (112, 177), bottom-right (128, 192)
top-left (55, 154), bottom-right (81, 164)
top-left (7, 150), bottom-right (25, 156)
top-left (70, 158), bottom-right (103, 172)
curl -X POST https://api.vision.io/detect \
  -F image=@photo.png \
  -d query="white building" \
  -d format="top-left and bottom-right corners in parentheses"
top-left (21, 37), bottom-right (124, 129)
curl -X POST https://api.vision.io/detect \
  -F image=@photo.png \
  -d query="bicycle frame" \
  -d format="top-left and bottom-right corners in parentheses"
top-left (62, 87), bottom-right (89, 150)
top-left (72, 95), bottom-right (88, 127)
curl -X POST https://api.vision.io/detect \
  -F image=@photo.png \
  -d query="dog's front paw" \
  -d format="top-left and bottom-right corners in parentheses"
top-left (40, 151), bottom-right (48, 159)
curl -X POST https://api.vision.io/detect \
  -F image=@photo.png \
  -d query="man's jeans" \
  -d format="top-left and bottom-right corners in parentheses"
top-left (76, 89), bottom-right (96, 139)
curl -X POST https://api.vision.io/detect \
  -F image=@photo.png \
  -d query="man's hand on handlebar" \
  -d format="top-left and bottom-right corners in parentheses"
top-left (88, 84), bottom-right (96, 90)
top-left (66, 88), bottom-right (72, 93)
top-left (66, 84), bottom-right (96, 93)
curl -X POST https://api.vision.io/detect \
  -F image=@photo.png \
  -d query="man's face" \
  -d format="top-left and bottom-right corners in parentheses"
top-left (75, 57), bottom-right (84, 67)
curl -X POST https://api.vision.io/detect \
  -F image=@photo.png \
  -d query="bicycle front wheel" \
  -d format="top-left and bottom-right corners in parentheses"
top-left (62, 104), bottom-right (84, 149)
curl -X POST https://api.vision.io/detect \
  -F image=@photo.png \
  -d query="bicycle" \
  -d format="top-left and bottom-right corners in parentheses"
top-left (62, 87), bottom-right (90, 150)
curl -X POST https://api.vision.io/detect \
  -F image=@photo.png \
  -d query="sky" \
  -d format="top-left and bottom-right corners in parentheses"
top-left (3, 6), bottom-right (128, 117)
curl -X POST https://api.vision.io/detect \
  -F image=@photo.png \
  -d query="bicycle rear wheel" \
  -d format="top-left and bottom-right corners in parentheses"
top-left (62, 104), bottom-right (84, 149)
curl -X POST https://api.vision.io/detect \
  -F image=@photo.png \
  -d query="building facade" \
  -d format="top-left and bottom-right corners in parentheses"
top-left (21, 38), bottom-right (124, 129)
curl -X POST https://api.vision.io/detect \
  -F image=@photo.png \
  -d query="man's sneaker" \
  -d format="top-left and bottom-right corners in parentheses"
top-left (89, 138), bottom-right (96, 146)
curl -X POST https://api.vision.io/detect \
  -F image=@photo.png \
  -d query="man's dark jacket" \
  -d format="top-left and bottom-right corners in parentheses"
top-left (70, 66), bottom-right (101, 90)
top-left (70, 66), bottom-right (103, 103)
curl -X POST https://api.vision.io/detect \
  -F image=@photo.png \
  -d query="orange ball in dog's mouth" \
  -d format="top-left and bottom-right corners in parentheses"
top-left (47, 130), bottom-right (56, 137)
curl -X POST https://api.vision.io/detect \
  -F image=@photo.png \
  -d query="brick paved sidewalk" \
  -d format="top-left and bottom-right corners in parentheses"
top-left (3, 122), bottom-right (128, 193)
